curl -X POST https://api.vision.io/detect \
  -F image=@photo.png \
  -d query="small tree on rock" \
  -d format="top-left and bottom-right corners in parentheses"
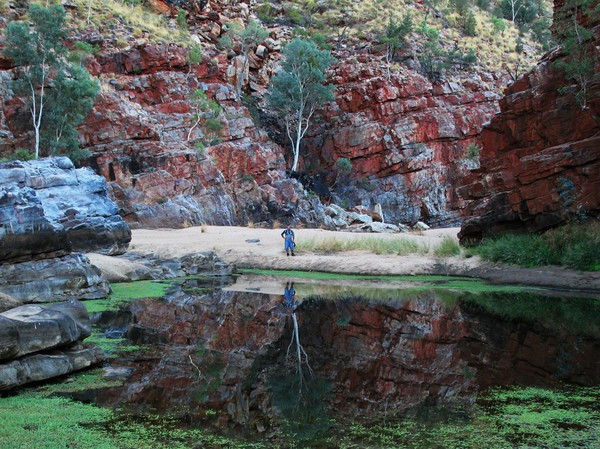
top-left (267, 38), bottom-right (335, 173)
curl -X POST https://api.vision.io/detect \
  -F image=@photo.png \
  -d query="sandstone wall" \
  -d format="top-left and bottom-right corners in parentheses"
top-left (457, 9), bottom-right (600, 242)
top-left (302, 58), bottom-right (502, 226)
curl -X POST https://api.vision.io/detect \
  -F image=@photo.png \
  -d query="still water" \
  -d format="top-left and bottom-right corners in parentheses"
top-left (87, 274), bottom-right (600, 447)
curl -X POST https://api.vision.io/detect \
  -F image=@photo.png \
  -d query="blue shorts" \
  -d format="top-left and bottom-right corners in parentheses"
top-left (285, 240), bottom-right (295, 251)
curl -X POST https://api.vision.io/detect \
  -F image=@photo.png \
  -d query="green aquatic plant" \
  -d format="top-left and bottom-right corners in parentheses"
top-left (84, 279), bottom-right (173, 313)
top-left (337, 385), bottom-right (600, 449)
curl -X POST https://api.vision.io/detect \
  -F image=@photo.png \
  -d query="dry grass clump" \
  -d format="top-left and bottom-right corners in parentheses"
top-left (70, 0), bottom-right (192, 45)
top-left (296, 235), bottom-right (430, 255)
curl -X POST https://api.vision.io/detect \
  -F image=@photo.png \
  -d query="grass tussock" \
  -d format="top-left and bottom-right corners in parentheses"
top-left (434, 236), bottom-right (461, 257)
top-left (70, 0), bottom-right (191, 45)
top-left (296, 236), bottom-right (429, 255)
top-left (468, 222), bottom-right (600, 271)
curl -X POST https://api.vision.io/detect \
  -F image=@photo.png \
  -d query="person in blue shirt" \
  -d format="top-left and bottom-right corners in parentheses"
top-left (281, 225), bottom-right (295, 256)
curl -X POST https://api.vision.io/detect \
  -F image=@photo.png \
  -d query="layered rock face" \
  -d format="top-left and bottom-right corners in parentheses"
top-left (0, 157), bottom-right (131, 257)
top-left (80, 44), bottom-right (330, 228)
top-left (304, 59), bottom-right (502, 226)
top-left (0, 157), bottom-right (123, 303)
top-left (457, 10), bottom-right (600, 242)
top-left (0, 300), bottom-right (103, 391)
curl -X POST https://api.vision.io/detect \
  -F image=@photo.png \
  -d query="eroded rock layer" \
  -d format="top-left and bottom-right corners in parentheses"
top-left (458, 12), bottom-right (600, 242)
top-left (0, 157), bottom-right (131, 259)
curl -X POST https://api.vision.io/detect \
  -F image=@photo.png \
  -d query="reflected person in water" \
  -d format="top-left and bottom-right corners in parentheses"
top-left (283, 281), bottom-right (296, 308)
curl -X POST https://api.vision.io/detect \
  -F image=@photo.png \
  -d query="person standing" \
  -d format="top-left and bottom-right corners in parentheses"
top-left (281, 225), bottom-right (295, 256)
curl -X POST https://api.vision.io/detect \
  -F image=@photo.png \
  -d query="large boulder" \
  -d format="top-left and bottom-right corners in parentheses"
top-left (0, 300), bottom-right (92, 361)
top-left (0, 300), bottom-right (103, 391)
top-left (0, 345), bottom-right (103, 391)
top-left (0, 157), bottom-right (131, 260)
top-left (0, 253), bottom-right (110, 304)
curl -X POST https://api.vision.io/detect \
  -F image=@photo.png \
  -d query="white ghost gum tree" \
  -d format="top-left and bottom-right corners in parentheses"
top-left (267, 38), bottom-right (335, 173)
top-left (4, 4), bottom-right (68, 159)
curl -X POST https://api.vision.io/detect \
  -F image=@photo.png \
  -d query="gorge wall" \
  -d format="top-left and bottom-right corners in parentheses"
top-left (457, 2), bottom-right (600, 242)
top-left (0, 0), bottom-right (508, 229)
top-left (304, 58), bottom-right (501, 226)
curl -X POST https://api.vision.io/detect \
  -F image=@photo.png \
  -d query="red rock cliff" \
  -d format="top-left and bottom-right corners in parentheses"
top-left (457, 2), bottom-right (600, 242)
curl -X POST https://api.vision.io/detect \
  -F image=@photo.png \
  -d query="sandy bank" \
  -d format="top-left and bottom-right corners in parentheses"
top-left (86, 226), bottom-right (600, 295)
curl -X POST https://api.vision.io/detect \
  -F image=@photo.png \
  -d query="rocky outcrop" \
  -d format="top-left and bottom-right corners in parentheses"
top-left (0, 157), bottom-right (119, 304)
top-left (0, 300), bottom-right (103, 391)
top-left (457, 8), bottom-right (600, 242)
top-left (0, 253), bottom-right (110, 304)
top-left (0, 157), bottom-right (131, 258)
top-left (0, 345), bottom-right (103, 391)
top-left (303, 59), bottom-right (502, 227)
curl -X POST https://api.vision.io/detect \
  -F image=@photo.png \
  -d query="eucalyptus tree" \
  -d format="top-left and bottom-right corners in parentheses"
top-left (267, 38), bottom-right (335, 173)
top-left (4, 4), bottom-right (99, 162)
top-left (553, 0), bottom-right (599, 109)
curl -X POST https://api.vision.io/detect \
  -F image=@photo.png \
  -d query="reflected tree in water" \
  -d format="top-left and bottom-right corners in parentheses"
top-left (269, 286), bottom-right (332, 442)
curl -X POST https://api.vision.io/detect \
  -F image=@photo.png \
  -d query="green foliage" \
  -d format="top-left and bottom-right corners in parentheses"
top-left (3, 4), bottom-right (98, 162)
top-left (467, 221), bottom-right (600, 271)
top-left (219, 20), bottom-right (268, 98)
top-left (379, 14), bottom-right (413, 63)
top-left (476, 0), bottom-right (491, 10)
top-left (187, 89), bottom-right (223, 143)
top-left (515, 33), bottom-right (524, 52)
top-left (0, 148), bottom-right (35, 162)
top-left (256, 2), bottom-right (278, 23)
top-left (528, 15), bottom-right (554, 51)
top-left (418, 21), bottom-right (475, 80)
top-left (187, 44), bottom-right (203, 67)
top-left (42, 65), bottom-right (100, 162)
top-left (465, 142), bottom-right (480, 160)
top-left (434, 236), bottom-right (462, 256)
top-left (336, 157), bottom-right (352, 174)
top-left (450, 0), bottom-right (470, 16)
top-left (176, 8), bottom-right (188, 29)
top-left (490, 16), bottom-right (507, 36)
top-left (267, 38), bottom-right (335, 172)
top-left (553, 0), bottom-right (599, 109)
top-left (495, 0), bottom-right (544, 25)
top-left (463, 9), bottom-right (478, 36)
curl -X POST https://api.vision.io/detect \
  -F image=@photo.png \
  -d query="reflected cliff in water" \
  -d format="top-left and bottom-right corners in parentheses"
top-left (90, 275), bottom-right (600, 439)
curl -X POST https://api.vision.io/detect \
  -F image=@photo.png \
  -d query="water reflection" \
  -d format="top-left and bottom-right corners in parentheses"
top-left (90, 275), bottom-right (600, 440)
